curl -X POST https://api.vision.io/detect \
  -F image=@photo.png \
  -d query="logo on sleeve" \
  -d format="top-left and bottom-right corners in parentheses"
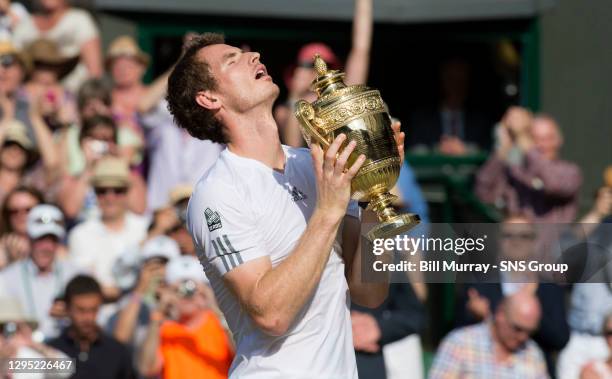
top-left (289, 186), bottom-right (307, 202)
top-left (204, 208), bottom-right (222, 232)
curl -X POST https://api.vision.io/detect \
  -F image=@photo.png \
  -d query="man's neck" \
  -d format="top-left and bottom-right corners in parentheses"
top-left (69, 326), bottom-right (99, 350)
top-left (102, 213), bottom-right (127, 231)
top-left (226, 107), bottom-right (286, 171)
top-left (113, 83), bottom-right (143, 94)
top-left (30, 259), bottom-right (53, 275)
top-left (489, 322), bottom-right (512, 363)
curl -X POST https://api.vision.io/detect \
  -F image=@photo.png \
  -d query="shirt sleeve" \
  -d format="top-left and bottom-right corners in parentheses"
top-left (69, 10), bottom-right (99, 45)
top-left (188, 181), bottom-right (269, 277)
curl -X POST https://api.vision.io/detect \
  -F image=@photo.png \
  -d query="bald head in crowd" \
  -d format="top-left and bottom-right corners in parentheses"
top-left (531, 115), bottom-right (563, 160)
top-left (494, 291), bottom-right (542, 352)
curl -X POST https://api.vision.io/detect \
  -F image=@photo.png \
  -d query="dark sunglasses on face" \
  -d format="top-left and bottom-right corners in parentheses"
top-left (94, 187), bottom-right (128, 196)
top-left (8, 206), bottom-right (33, 216)
top-left (0, 54), bottom-right (17, 68)
top-left (604, 330), bottom-right (612, 337)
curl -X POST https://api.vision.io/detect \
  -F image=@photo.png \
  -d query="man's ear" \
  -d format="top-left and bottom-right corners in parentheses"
top-left (196, 90), bottom-right (221, 111)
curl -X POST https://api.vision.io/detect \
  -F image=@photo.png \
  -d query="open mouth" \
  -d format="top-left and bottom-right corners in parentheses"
top-left (255, 65), bottom-right (268, 80)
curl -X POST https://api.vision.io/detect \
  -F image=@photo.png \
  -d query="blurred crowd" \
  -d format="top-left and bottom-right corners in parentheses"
top-left (0, 0), bottom-right (610, 379)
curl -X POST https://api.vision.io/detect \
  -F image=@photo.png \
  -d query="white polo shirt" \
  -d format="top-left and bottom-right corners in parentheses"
top-left (188, 146), bottom-right (359, 379)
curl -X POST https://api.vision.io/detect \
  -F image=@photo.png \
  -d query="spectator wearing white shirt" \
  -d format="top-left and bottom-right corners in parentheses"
top-left (0, 204), bottom-right (78, 339)
top-left (68, 156), bottom-right (148, 301)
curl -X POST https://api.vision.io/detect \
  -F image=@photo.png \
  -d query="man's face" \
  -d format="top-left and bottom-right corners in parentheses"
top-left (0, 55), bottom-right (25, 95)
top-left (495, 306), bottom-right (539, 352)
top-left (7, 192), bottom-right (40, 235)
top-left (67, 293), bottom-right (102, 339)
top-left (110, 56), bottom-right (145, 87)
top-left (499, 219), bottom-right (536, 261)
top-left (531, 118), bottom-right (562, 160)
top-left (95, 185), bottom-right (128, 220)
top-left (199, 44), bottom-right (279, 114)
top-left (30, 235), bottom-right (59, 271)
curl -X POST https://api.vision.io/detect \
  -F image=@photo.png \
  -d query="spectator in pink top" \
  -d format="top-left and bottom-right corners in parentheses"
top-left (476, 107), bottom-right (582, 223)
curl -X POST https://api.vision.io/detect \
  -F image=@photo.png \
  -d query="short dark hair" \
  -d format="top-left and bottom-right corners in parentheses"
top-left (166, 33), bottom-right (227, 144)
top-left (79, 115), bottom-right (118, 144)
top-left (77, 78), bottom-right (112, 112)
top-left (64, 275), bottom-right (103, 305)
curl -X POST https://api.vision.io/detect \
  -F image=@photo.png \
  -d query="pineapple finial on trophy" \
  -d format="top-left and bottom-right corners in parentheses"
top-left (313, 54), bottom-right (328, 76)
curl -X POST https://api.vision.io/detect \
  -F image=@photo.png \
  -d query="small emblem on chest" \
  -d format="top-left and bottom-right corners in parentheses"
top-left (288, 185), bottom-right (307, 202)
top-left (205, 208), bottom-right (222, 232)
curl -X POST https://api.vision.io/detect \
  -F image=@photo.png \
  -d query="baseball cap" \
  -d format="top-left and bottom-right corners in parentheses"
top-left (140, 236), bottom-right (180, 263)
top-left (26, 204), bottom-right (65, 240)
top-left (165, 256), bottom-right (208, 285)
top-left (91, 156), bottom-right (130, 188)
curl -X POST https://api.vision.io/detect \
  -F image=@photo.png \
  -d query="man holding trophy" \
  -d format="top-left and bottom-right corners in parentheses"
top-left (166, 31), bottom-right (415, 378)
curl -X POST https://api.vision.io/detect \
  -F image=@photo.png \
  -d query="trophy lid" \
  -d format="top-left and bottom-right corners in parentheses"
top-left (311, 55), bottom-right (347, 97)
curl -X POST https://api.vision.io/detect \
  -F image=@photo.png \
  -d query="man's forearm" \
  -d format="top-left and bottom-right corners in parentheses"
top-left (246, 210), bottom-right (342, 335)
top-left (345, 211), bottom-right (389, 308)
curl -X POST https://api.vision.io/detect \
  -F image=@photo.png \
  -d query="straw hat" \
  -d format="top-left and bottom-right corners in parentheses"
top-left (0, 297), bottom-right (38, 326)
top-left (91, 156), bottom-right (130, 188)
top-left (0, 40), bottom-right (32, 73)
top-left (105, 36), bottom-right (150, 69)
top-left (168, 184), bottom-right (193, 205)
top-left (24, 39), bottom-right (79, 79)
top-left (3, 120), bottom-right (34, 151)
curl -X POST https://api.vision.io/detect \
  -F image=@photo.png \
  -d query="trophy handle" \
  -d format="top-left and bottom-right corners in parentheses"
top-left (294, 100), bottom-right (331, 149)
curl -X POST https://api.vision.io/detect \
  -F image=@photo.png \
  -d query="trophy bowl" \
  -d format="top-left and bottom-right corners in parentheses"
top-left (295, 55), bottom-right (420, 241)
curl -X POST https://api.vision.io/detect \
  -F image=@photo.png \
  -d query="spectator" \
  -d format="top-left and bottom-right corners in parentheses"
top-left (59, 78), bottom-right (142, 178)
top-left (557, 188), bottom-right (612, 379)
top-left (0, 296), bottom-right (69, 379)
top-left (429, 291), bottom-right (548, 379)
top-left (12, 0), bottom-right (102, 92)
top-left (455, 215), bottom-right (569, 378)
top-left (139, 255), bottom-right (233, 379)
top-left (579, 313), bottom-right (612, 379)
top-left (138, 58), bottom-right (223, 212)
top-left (0, 0), bottom-right (29, 40)
top-left (106, 36), bottom-right (148, 145)
top-left (47, 274), bottom-right (135, 379)
top-left (274, 0), bottom-right (372, 147)
top-left (0, 204), bottom-right (78, 339)
top-left (109, 236), bottom-right (180, 351)
top-left (476, 108), bottom-right (582, 223)
top-left (351, 282), bottom-right (426, 379)
top-left (58, 115), bottom-right (146, 220)
top-left (407, 57), bottom-right (492, 154)
top-left (0, 185), bottom-right (42, 268)
top-left (68, 156), bottom-right (148, 300)
top-left (0, 40), bottom-right (40, 146)
top-left (1, 98), bottom-right (60, 202)
top-left (147, 185), bottom-right (196, 256)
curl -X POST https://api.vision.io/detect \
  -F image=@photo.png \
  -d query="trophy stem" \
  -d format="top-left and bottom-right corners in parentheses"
top-left (365, 192), bottom-right (421, 241)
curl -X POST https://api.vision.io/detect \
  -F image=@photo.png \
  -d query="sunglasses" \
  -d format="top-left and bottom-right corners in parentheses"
top-left (8, 206), bottom-right (33, 216)
top-left (501, 232), bottom-right (536, 241)
top-left (604, 330), bottom-right (612, 337)
top-left (94, 187), bottom-right (128, 196)
top-left (0, 54), bottom-right (17, 68)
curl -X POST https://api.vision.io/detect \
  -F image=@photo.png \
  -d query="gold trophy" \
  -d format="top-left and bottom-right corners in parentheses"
top-left (295, 55), bottom-right (420, 241)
